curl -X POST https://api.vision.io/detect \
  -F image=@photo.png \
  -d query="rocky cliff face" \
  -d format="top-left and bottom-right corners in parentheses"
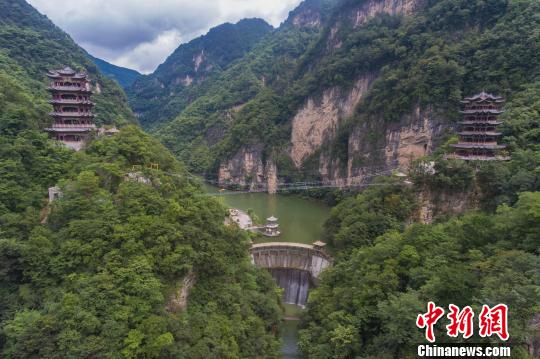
top-left (290, 74), bottom-right (374, 167)
top-left (352, 0), bottom-right (421, 27)
top-left (416, 187), bottom-right (478, 224)
top-left (347, 106), bottom-right (446, 181)
top-left (214, 0), bottom-right (430, 189)
top-left (218, 143), bottom-right (278, 192)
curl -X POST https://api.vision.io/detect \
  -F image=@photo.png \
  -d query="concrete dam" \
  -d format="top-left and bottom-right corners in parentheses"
top-left (250, 242), bottom-right (332, 307)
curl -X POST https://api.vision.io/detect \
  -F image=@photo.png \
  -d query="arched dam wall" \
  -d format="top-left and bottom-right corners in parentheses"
top-left (250, 242), bottom-right (332, 306)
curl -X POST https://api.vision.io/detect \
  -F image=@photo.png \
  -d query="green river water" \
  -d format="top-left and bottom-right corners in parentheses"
top-left (207, 188), bottom-right (331, 358)
top-left (213, 191), bottom-right (330, 245)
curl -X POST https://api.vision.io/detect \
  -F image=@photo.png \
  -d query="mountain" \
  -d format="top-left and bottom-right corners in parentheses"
top-left (0, 0), bottom-right (135, 126)
top-left (89, 54), bottom-right (141, 88)
top-left (137, 0), bottom-right (539, 193)
top-left (128, 18), bottom-right (273, 128)
top-left (0, 1), bottom-right (282, 357)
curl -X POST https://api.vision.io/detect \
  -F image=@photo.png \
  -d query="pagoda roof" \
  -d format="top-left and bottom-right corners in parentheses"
top-left (461, 91), bottom-right (504, 102)
top-left (267, 216), bottom-right (278, 221)
top-left (446, 154), bottom-right (510, 161)
top-left (47, 67), bottom-right (87, 79)
top-left (49, 99), bottom-right (94, 105)
top-left (47, 85), bottom-right (92, 93)
top-left (450, 143), bottom-right (507, 149)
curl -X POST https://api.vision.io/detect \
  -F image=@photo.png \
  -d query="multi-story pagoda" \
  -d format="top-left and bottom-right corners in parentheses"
top-left (449, 91), bottom-right (509, 161)
top-left (45, 67), bottom-right (96, 151)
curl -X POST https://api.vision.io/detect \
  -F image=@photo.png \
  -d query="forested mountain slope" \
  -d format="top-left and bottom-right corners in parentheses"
top-left (299, 178), bottom-right (540, 358)
top-left (0, 0), bottom-right (135, 126)
top-left (89, 54), bottom-right (141, 89)
top-left (128, 18), bottom-right (273, 128)
top-left (140, 0), bottom-right (539, 193)
top-left (0, 1), bottom-right (282, 357)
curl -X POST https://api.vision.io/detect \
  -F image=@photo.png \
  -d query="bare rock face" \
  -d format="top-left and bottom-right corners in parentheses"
top-left (289, 2), bottom-right (322, 28)
top-left (341, 106), bottom-right (447, 184)
top-left (166, 270), bottom-right (196, 313)
top-left (416, 186), bottom-right (479, 224)
top-left (291, 75), bottom-right (374, 167)
top-left (353, 0), bottom-right (421, 27)
top-left (218, 143), bottom-right (278, 191)
top-left (266, 160), bottom-right (278, 194)
top-left (382, 106), bottom-right (439, 170)
top-left (193, 50), bottom-right (204, 72)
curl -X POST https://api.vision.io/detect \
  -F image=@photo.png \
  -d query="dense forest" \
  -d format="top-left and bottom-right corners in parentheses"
top-left (0, 0), bottom-right (539, 357)
top-left (298, 179), bottom-right (539, 358)
top-left (0, 1), bottom-right (282, 357)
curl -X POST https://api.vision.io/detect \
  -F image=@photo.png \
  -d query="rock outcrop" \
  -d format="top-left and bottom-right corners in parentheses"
top-left (218, 143), bottom-right (278, 192)
top-left (166, 270), bottom-right (196, 313)
top-left (416, 187), bottom-right (478, 224)
top-left (352, 0), bottom-right (421, 27)
top-left (291, 75), bottom-right (374, 167)
top-left (341, 106), bottom-right (448, 185)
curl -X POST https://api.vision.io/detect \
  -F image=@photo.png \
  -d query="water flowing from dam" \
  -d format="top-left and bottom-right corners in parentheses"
top-left (205, 186), bottom-right (331, 358)
top-left (269, 268), bottom-right (311, 307)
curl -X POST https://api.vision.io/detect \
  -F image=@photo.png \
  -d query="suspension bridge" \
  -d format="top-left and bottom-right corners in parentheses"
top-left (129, 164), bottom-right (411, 196)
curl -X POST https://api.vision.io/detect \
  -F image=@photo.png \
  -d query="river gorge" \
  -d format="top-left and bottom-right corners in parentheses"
top-left (208, 188), bottom-right (331, 358)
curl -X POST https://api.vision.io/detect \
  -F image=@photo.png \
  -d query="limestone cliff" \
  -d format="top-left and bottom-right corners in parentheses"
top-left (213, 0), bottom-right (429, 189)
top-left (416, 187), bottom-right (478, 224)
top-left (218, 143), bottom-right (278, 192)
top-left (352, 0), bottom-right (421, 27)
top-left (290, 74), bottom-right (374, 167)
top-left (345, 106), bottom-right (447, 183)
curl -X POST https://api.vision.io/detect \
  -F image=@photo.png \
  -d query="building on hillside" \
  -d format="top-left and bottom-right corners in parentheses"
top-left (48, 186), bottom-right (62, 203)
top-left (448, 91), bottom-right (510, 161)
top-left (45, 67), bottom-right (96, 151)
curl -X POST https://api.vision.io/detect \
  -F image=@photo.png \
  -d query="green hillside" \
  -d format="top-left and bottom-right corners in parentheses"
top-left (0, 1), bottom-right (282, 357)
top-left (299, 178), bottom-right (539, 358)
top-left (89, 54), bottom-right (141, 89)
top-left (142, 0), bottom-right (539, 182)
top-left (0, 0), bottom-right (135, 126)
top-left (128, 18), bottom-right (273, 128)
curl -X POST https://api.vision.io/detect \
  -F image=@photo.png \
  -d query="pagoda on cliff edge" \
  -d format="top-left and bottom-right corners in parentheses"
top-left (449, 91), bottom-right (509, 161)
top-left (45, 67), bottom-right (96, 151)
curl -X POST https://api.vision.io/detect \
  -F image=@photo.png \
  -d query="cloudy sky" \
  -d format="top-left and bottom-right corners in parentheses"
top-left (27, 0), bottom-right (303, 74)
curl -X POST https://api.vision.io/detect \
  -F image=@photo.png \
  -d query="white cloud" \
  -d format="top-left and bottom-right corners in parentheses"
top-left (27, 0), bottom-right (303, 74)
